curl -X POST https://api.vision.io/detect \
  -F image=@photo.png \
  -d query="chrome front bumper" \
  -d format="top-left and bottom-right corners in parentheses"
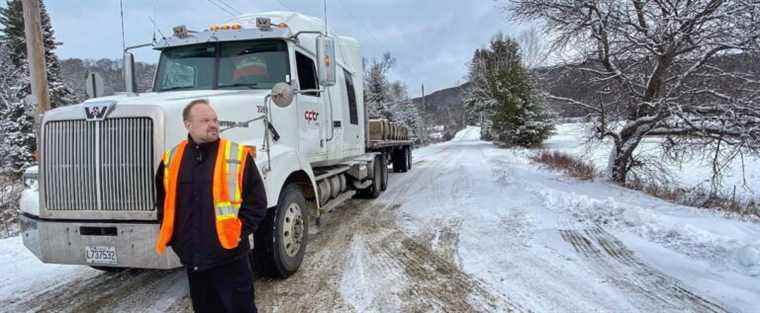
top-left (20, 214), bottom-right (181, 269)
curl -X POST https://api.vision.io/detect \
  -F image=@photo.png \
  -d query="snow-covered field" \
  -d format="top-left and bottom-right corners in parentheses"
top-left (0, 126), bottom-right (759, 312)
top-left (544, 123), bottom-right (760, 201)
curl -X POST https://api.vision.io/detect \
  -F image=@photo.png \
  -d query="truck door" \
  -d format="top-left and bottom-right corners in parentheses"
top-left (294, 50), bottom-right (326, 160)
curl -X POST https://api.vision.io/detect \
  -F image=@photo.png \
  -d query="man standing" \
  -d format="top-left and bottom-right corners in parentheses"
top-left (155, 99), bottom-right (267, 313)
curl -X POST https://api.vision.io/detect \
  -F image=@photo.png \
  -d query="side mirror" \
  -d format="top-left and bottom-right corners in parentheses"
top-left (316, 35), bottom-right (337, 87)
top-left (271, 82), bottom-right (294, 107)
top-left (123, 52), bottom-right (137, 94)
top-left (85, 72), bottom-right (105, 99)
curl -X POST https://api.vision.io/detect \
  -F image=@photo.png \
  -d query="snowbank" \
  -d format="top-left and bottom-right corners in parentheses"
top-left (738, 244), bottom-right (760, 276)
top-left (532, 185), bottom-right (760, 277)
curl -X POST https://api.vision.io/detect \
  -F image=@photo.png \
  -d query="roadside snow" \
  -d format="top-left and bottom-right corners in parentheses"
top-left (0, 236), bottom-right (100, 306)
top-left (738, 244), bottom-right (760, 274)
top-left (531, 185), bottom-right (760, 277)
top-left (544, 123), bottom-right (760, 201)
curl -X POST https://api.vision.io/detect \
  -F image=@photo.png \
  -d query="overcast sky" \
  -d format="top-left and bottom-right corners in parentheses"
top-left (39, 0), bottom-right (529, 96)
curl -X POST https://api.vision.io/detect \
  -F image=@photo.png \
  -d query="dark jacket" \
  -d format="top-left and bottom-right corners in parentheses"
top-left (156, 136), bottom-right (268, 272)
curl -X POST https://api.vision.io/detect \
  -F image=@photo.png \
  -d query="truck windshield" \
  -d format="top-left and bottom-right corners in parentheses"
top-left (154, 39), bottom-right (289, 92)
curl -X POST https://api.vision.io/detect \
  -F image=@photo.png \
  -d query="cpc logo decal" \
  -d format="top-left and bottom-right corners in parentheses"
top-left (304, 110), bottom-right (319, 121)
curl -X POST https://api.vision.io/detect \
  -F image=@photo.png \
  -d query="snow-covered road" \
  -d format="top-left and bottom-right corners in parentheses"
top-left (1, 126), bottom-right (759, 312)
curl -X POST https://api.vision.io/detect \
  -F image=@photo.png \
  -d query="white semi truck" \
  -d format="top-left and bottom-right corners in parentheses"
top-left (18, 12), bottom-right (413, 277)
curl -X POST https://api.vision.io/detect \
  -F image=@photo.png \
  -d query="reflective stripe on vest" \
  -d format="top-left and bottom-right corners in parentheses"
top-left (156, 139), bottom-right (250, 254)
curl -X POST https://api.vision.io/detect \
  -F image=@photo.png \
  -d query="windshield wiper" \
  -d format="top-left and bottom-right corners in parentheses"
top-left (218, 82), bottom-right (259, 89)
top-left (159, 86), bottom-right (195, 92)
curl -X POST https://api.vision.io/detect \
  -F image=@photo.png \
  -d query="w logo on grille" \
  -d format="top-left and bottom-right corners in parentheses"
top-left (82, 100), bottom-right (116, 121)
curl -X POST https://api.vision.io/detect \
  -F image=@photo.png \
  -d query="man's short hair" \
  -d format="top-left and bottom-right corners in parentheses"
top-left (183, 99), bottom-right (210, 121)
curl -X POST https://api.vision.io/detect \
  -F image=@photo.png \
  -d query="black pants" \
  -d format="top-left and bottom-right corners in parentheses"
top-left (186, 257), bottom-right (257, 313)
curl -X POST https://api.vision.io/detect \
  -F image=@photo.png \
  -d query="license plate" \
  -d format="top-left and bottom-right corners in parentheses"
top-left (85, 246), bottom-right (117, 265)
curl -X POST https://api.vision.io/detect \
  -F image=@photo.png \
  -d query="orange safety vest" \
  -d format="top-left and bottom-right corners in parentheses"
top-left (156, 138), bottom-right (251, 254)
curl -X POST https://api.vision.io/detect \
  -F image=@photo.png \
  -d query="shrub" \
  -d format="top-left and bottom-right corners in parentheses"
top-left (530, 150), bottom-right (597, 180)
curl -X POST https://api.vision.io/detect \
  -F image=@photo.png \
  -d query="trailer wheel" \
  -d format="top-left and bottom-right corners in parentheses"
top-left (358, 155), bottom-right (382, 198)
top-left (392, 148), bottom-right (408, 173)
top-left (253, 183), bottom-right (308, 278)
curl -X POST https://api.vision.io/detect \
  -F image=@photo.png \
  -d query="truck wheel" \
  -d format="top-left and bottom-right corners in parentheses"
top-left (358, 155), bottom-right (382, 198)
top-left (392, 148), bottom-right (402, 173)
top-left (392, 148), bottom-right (408, 173)
top-left (380, 154), bottom-right (389, 191)
top-left (406, 146), bottom-right (413, 170)
top-left (253, 183), bottom-right (308, 278)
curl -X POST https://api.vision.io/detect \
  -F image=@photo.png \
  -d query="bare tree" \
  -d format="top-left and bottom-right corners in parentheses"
top-left (508, 0), bottom-right (760, 184)
top-left (517, 26), bottom-right (551, 69)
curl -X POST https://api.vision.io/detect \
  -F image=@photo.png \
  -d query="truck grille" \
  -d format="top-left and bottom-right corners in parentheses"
top-left (42, 118), bottom-right (155, 212)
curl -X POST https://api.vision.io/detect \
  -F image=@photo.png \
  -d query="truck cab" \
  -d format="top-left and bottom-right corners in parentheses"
top-left (19, 12), bottom-right (411, 277)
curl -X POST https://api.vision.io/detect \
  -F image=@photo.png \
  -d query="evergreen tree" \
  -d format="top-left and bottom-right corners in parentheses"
top-left (465, 49), bottom-right (497, 140)
top-left (0, 0), bottom-right (75, 108)
top-left (363, 53), bottom-right (395, 119)
top-left (0, 43), bottom-right (34, 176)
top-left (363, 52), bottom-right (427, 143)
top-left (389, 100), bottom-right (426, 143)
top-left (465, 33), bottom-right (554, 147)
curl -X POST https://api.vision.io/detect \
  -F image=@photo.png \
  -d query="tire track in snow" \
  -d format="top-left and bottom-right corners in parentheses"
top-left (586, 227), bottom-right (728, 313)
top-left (560, 227), bottom-right (729, 313)
top-left (256, 145), bottom-right (459, 313)
top-left (256, 144), bottom-right (474, 313)
top-left (369, 228), bottom-right (526, 313)
top-left (11, 268), bottom-right (180, 313)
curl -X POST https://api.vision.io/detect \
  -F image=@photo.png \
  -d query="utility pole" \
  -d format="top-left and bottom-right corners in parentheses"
top-left (421, 83), bottom-right (426, 137)
top-left (22, 0), bottom-right (50, 114)
top-left (421, 83), bottom-right (425, 109)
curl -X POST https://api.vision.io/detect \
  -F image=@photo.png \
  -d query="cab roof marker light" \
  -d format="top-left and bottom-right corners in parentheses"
top-left (256, 17), bottom-right (272, 31)
top-left (208, 23), bottom-right (242, 32)
top-left (173, 25), bottom-right (190, 38)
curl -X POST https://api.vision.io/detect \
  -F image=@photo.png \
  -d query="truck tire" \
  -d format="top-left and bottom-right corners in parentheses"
top-left (406, 146), bottom-right (412, 170)
top-left (358, 155), bottom-right (382, 198)
top-left (253, 183), bottom-right (308, 278)
top-left (380, 154), bottom-right (389, 191)
top-left (392, 148), bottom-right (401, 173)
top-left (392, 148), bottom-right (408, 173)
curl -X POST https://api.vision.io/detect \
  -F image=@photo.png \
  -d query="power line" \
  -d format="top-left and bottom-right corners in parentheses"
top-left (214, 0), bottom-right (242, 14)
top-left (206, 0), bottom-right (238, 17)
top-left (273, 0), bottom-right (293, 11)
top-left (211, 0), bottom-right (239, 15)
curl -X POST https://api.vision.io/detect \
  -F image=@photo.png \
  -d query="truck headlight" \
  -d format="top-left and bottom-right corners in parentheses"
top-left (20, 166), bottom-right (40, 216)
top-left (22, 166), bottom-right (39, 191)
